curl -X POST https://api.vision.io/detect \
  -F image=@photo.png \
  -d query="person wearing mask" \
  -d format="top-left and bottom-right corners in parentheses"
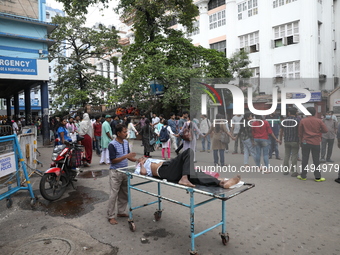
top-left (78, 113), bottom-right (93, 167)
top-left (200, 114), bottom-right (211, 153)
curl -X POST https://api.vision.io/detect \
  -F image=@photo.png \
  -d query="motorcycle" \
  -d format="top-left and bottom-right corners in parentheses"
top-left (39, 137), bottom-right (84, 201)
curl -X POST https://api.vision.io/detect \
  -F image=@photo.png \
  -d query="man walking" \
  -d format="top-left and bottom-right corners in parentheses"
top-left (297, 107), bottom-right (328, 181)
top-left (168, 112), bottom-right (178, 151)
top-left (320, 111), bottom-right (337, 163)
top-left (200, 114), bottom-right (211, 152)
top-left (266, 111), bottom-right (281, 160)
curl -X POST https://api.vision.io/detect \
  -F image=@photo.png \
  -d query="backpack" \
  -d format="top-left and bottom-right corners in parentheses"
top-left (159, 126), bottom-right (170, 142)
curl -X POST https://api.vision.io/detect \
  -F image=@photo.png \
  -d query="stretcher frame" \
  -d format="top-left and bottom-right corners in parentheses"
top-left (116, 166), bottom-right (255, 255)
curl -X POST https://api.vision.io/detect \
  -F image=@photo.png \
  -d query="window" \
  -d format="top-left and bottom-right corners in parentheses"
top-left (210, 40), bottom-right (226, 55)
top-left (239, 31), bottom-right (259, 53)
top-left (273, 0), bottom-right (297, 8)
top-left (49, 66), bottom-right (52, 73)
top-left (188, 20), bottom-right (200, 37)
top-left (238, 0), bottom-right (258, 20)
top-left (209, 10), bottom-right (226, 30)
top-left (273, 21), bottom-right (299, 48)
top-left (275, 61), bottom-right (300, 79)
top-left (46, 12), bottom-right (50, 19)
top-left (208, 0), bottom-right (226, 11)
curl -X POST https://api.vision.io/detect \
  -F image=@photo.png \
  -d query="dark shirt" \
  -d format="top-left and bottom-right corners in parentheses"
top-left (282, 116), bottom-right (300, 142)
top-left (239, 124), bottom-right (253, 141)
top-left (168, 119), bottom-right (177, 133)
top-left (110, 120), bottom-right (119, 135)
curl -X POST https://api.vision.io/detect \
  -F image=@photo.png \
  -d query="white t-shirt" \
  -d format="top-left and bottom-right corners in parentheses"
top-left (231, 115), bottom-right (244, 134)
top-left (135, 158), bottom-right (165, 176)
top-left (12, 122), bottom-right (19, 134)
top-left (152, 117), bottom-right (160, 125)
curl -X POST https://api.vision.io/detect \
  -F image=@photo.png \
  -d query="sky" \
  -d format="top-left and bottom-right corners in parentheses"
top-left (46, 0), bottom-right (121, 28)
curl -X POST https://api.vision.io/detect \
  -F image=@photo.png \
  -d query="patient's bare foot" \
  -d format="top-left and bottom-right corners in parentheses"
top-left (109, 218), bottom-right (118, 225)
top-left (178, 175), bottom-right (195, 187)
top-left (221, 175), bottom-right (241, 189)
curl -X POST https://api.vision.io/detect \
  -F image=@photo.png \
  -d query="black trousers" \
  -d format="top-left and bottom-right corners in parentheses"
top-left (158, 149), bottom-right (220, 186)
top-left (301, 143), bottom-right (321, 179)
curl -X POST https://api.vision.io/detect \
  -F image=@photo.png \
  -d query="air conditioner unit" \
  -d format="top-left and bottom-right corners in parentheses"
top-left (273, 76), bottom-right (283, 84)
top-left (271, 40), bottom-right (275, 49)
top-left (293, 34), bottom-right (299, 43)
top-left (319, 74), bottom-right (326, 81)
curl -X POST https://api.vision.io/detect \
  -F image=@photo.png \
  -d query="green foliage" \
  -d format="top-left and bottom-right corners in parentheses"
top-left (228, 50), bottom-right (253, 78)
top-left (115, 30), bottom-right (231, 110)
top-left (57, 0), bottom-right (198, 42)
top-left (48, 15), bottom-right (119, 109)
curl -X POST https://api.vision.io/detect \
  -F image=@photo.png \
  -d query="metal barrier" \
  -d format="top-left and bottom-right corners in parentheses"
top-left (0, 134), bottom-right (37, 208)
top-left (17, 126), bottom-right (43, 182)
top-left (0, 125), bottom-right (12, 137)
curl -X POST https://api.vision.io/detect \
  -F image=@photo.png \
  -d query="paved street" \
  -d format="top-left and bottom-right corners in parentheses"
top-left (0, 138), bottom-right (339, 255)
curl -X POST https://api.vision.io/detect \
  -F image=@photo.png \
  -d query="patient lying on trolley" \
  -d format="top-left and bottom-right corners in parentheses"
top-left (135, 149), bottom-right (241, 189)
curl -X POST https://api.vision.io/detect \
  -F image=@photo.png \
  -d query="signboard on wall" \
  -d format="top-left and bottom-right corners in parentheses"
top-left (333, 99), bottom-right (340, 114)
top-left (0, 56), bottom-right (37, 75)
top-left (292, 92), bottom-right (321, 102)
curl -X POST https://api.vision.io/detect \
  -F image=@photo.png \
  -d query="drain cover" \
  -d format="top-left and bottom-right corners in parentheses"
top-left (13, 238), bottom-right (74, 255)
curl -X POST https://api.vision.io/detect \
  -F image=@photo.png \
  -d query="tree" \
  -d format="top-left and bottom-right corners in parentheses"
top-left (56, 0), bottom-right (199, 42)
top-left (228, 50), bottom-right (253, 78)
top-left (115, 30), bottom-right (231, 111)
top-left (48, 15), bottom-right (119, 110)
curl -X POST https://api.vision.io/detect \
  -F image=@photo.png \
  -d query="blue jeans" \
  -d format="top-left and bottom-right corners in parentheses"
top-left (242, 138), bottom-right (256, 165)
top-left (201, 133), bottom-right (211, 151)
top-left (254, 138), bottom-right (269, 168)
top-left (213, 149), bottom-right (225, 165)
top-left (94, 136), bottom-right (101, 155)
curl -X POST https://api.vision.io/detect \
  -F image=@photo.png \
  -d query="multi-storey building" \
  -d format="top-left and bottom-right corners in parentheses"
top-left (184, 0), bottom-right (340, 115)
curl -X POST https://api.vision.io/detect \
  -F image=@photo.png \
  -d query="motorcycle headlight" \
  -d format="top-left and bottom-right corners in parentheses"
top-left (51, 153), bottom-right (59, 161)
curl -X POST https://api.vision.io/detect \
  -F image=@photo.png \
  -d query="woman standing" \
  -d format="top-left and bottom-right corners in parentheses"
top-left (178, 114), bottom-right (203, 163)
top-left (78, 113), bottom-right (93, 167)
top-left (154, 119), bottom-right (164, 150)
top-left (139, 118), bottom-right (155, 157)
top-left (93, 116), bottom-right (102, 156)
top-left (156, 119), bottom-right (176, 160)
top-left (126, 117), bottom-right (138, 151)
top-left (56, 118), bottom-right (71, 145)
top-left (206, 114), bottom-right (235, 166)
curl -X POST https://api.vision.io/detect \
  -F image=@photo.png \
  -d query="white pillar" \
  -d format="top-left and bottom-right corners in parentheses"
top-left (196, 0), bottom-right (210, 48)
top-left (225, 0), bottom-right (238, 58)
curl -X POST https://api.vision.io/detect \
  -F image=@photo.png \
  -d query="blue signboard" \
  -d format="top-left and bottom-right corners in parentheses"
top-left (292, 92), bottom-right (322, 102)
top-left (0, 56), bottom-right (37, 75)
top-left (19, 99), bottom-right (39, 106)
top-left (150, 81), bottom-right (164, 95)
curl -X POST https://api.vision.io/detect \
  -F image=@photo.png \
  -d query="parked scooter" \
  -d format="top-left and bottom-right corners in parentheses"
top-left (39, 137), bottom-right (84, 201)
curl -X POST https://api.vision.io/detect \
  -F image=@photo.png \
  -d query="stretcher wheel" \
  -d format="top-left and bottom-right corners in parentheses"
top-left (6, 198), bottom-right (13, 208)
top-left (221, 234), bottom-right (230, 245)
top-left (129, 221), bottom-right (136, 232)
top-left (154, 211), bottom-right (162, 221)
top-left (30, 196), bottom-right (38, 207)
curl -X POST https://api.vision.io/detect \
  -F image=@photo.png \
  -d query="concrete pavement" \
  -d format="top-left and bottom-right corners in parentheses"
top-left (0, 137), bottom-right (339, 255)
